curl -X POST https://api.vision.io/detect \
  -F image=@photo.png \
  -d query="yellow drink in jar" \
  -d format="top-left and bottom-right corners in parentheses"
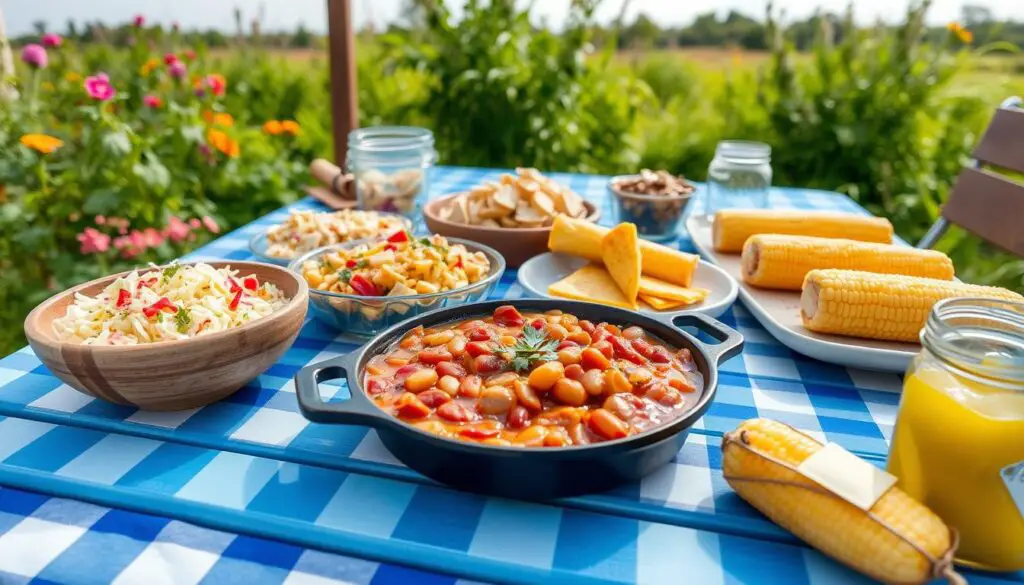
top-left (888, 298), bottom-right (1024, 572)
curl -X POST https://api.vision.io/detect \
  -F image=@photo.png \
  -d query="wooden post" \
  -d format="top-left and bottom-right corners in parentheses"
top-left (327, 0), bottom-right (358, 167)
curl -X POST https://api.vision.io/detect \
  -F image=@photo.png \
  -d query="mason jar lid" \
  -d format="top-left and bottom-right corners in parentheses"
top-left (922, 297), bottom-right (1024, 386)
top-left (715, 140), bottom-right (771, 163)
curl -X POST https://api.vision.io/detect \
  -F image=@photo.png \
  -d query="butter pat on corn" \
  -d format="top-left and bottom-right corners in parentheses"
top-left (722, 419), bottom-right (961, 585)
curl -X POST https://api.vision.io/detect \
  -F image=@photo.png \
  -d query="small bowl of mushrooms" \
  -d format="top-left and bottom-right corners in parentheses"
top-left (609, 170), bottom-right (696, 241)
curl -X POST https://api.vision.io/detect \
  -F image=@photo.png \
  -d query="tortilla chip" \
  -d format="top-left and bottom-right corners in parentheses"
top-left (639, 294), bottom-right (693, 311)
top-left (638, 276), bottom-right (710, 304)
top-left (548, 264), bottom-right (638, 310)
top-left (602, 223), bottom-right (641, 302)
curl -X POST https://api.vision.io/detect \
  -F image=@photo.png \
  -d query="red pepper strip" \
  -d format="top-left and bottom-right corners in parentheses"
top-left (136, 277), bottom-right (158, 290)
top-left (387, 230), bottom-right (409, 243)
top-left (242, 276), bottom-right (258, 291)
top-left (142, 297), bottom-right (177, 318)
top-left (455, 258), bottom-right (464, 269)
top-left (384, 244), bottom-right (397, 252)
top-left (228, 278), bottom-right (242, 294)
top-left (116, 289), bottom-right (131, 309)
top-left (345, 259), bottom-right (358, 268)
top-left (229, 288), bottom-right (243, 310)
top-left (196, 319), bottom-right (211, 333)
top-left (349, 274), bottom-right (379, 296)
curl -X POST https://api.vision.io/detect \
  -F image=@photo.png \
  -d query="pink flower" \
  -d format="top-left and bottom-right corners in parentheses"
top-left (84, 73), bottom-right (115, 101)
top-left (77, 228), bottom-right (111, 254)
top-left (95, 215), bottom-right (106, 225)
top-left (128, 229), bottom-right (146, 250)
top-left (202, 215), bottom-right (220, 234)
top-left (118, 226), bottom-right (128, 235)
top-left (133, 15), bottom-right (146, 28)
top-left (20, 44), bottom-right (47, 69)
top-left (164, 216), bottom-right (191, 242)
top-left (163, 52), bottom-right (179, 66)
top-left (188, 218), bottom-right (201, 228)
top-left (183, 49), bottom-right (197, 61)
top-left (143, 94), bottom-right (162, 109)
top-left (142, 227), bottom-right (165, 247)
top-left (168, 60), bottom-right (187, 80)
top-left (42, 34), bottom-right (62, 48)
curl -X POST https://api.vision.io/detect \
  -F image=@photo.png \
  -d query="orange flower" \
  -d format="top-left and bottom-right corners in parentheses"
top-left (280, 120), bottom-right (301, 136)
top-left (206, 128), bottom-right (240, 158)
top-left (262, 120), bottom-right (283, 135)
top-left (64, 72), bottom-right (81, 82)
top-left (947, 22), bottom-right (973, 43)
top-left (202, 110), bottom-right (234, 127)
top-left (139, 57), bottom-right (160, 77)
top-left (20, 133), bottom-right (64, 154)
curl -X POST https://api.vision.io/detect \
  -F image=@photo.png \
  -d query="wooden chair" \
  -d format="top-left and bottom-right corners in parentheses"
top-left (917, 96), bottom-right (1024, 257)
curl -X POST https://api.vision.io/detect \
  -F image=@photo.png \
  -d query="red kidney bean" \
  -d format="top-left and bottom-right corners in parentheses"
top-left (493, 305), bottom-right (524, 327)
top-left (564, 364), bottom-right (584, 381)
top-left (466, 341), bottom-right (493, 358)
top-left (435, 361), bottom-right (466, 378)
top-left (417, 389), bottom-right (452, 408)
top-left (418, 348), bottom-right (453, 364)
top-left (469, 327), bottom-right (491, 341)
top-left (507, 406), bottom-right (530, 429)
top-left (472, 355), bottom-right (504, 374)
top-left (436, 401), bottom-right (479, 422)
top-left (630, 338), bottom-right (656, 359)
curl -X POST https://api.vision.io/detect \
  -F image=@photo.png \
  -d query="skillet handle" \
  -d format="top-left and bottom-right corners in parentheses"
top-left (295, 353), bottom-right (383, 425)
top-left (667, 313), bottom-right (744, 366)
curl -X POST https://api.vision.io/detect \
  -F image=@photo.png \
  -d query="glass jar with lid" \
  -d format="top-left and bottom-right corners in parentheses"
top-left (705, 140), bottom-right (772, 216)
top-left (887, 297), bottom-right (1024, 571)
top-left (347, 126), bottom-right (437, 220)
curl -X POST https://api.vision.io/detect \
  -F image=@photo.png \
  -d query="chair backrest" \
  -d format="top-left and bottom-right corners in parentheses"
top-left (921, 97), bottom-right (1024, 257)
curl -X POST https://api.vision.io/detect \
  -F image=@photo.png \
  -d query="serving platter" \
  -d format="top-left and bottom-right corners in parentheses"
top-left (517, 252), bottom-right (738, 318)
top-left (685, 214), bottom-right (916, 373)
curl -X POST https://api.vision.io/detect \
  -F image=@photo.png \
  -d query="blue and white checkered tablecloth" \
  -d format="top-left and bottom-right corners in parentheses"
top-left (0, 166), bottom-right (1021, 585)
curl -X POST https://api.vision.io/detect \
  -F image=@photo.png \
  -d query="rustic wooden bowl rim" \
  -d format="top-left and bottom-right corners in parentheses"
top-left (423, 192), bottom-right (601, 234)
top-left (24, 260), bottom-right (309, 353)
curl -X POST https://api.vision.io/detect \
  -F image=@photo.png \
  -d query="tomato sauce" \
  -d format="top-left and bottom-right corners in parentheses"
top-left (362, 305), bottom-right (704, 447)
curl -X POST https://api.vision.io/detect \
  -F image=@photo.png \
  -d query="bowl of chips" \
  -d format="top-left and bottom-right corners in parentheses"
top-left (423, 167), bottom-right (601, 267)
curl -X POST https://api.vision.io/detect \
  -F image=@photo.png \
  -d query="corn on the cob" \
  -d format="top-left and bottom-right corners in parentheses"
top-left (722, 419), bottom-right (960, 585)
top-left (713, 210), bottom-right (893, 253)
top-left (801, 269), bottom-right (1024, 342)
top-left (741, 235), bottom-right (955, 290)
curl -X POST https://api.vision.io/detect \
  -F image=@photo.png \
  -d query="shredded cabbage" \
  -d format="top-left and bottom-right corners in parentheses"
top-left (53, 262), bottom-right (288, 345)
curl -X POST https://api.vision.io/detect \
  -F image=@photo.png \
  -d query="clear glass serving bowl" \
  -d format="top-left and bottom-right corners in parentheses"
top-left (288, 237), bottom-right (506, 337)
top-left (248, 213), bottom-right (412, 267)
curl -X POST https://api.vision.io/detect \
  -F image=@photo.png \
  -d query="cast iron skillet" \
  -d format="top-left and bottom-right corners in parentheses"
top-left (295, 299), bottom-right (743, 500)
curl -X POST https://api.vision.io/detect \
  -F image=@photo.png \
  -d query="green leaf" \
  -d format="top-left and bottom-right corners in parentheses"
top-left (13, 226), bottom-right (52, 253)
top-left (83, 188), bottom-right (121, 215)
top-left (0, 203), bottom-right (21, 222)
top-left (133, 158), bottom-right (171, 191)
top-left (102, 131), bottom-right (132, 156)
top-left (174, 306), bottom-right (193, 333)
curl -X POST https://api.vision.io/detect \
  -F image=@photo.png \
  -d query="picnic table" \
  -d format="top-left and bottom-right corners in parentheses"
top-left (0, 166), bottom-right (1020, 585)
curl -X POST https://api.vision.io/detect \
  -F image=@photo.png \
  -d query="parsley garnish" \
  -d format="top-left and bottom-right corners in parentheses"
top-left (161, 263), bottom-right (181, 283)
top-left (501, 327), bottom-right (558, 372)
top-left (174, 306), bottom-right (192, 333)
top-left (155, 311), bottom-right (164, 323)
top-left (356, 259), bottom-right (368, 269)
top-left (340, 268), bottom-right (352, 283)
top-left (418, 237), bottom-right (432, 247)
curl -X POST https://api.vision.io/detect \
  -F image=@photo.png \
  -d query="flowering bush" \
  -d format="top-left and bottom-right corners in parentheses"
top-left (0, 25), bottom-right (309, 353)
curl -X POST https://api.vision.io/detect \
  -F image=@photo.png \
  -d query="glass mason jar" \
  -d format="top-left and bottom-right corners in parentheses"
top-left (347, 126), bottom-right (437, 220)
top-left (705, 140), bottom-right (772, 216)
top-left (887, 298), bottom-right (1024, 571)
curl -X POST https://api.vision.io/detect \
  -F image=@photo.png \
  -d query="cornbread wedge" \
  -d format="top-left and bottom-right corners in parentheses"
top-left (723, 419), bottom-right (961, 585)
top-left (602, 223), bottom-right (641, 302)
top-left (713, 210), bottom-right (893, 253)
top-left (801, 269), bottom-right (1023, 342)
top-left (549, 216), bottom-right (699, 286)
top-left (742, 235), bottom-right (955, 290)
top-left (639, 294), bottom-right (691, 310)
top-left (548, 264), bottom-right (638, 310)
top-left (638, 277), bottom-right (709, 304)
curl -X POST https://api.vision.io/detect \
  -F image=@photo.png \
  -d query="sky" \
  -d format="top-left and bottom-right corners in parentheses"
top-left (3, 0), bottom-right (1023, 37)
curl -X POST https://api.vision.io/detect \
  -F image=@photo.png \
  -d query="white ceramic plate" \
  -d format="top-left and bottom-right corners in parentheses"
top-left (685, 214), bottom-right (916, 373)
top-left (517, 252), bottom-right (739, 318)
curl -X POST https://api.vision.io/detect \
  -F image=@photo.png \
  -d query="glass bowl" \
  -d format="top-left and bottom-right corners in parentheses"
top-left (609, 175), bottom-right (694, 241)
top-left (248, 212), bottom-right (412, 266)
top-left (288, 237), bottom-right (506, 337)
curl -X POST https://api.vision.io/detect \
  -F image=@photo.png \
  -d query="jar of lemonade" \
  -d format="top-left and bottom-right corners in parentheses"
top-left (888, 297), bottom-right (1024, 571)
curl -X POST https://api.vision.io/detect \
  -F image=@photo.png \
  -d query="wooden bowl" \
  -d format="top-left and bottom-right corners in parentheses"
top-left (24, 261), bottom-right (308, 411)
top-left (423, 193), bottom-right (601, 267)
